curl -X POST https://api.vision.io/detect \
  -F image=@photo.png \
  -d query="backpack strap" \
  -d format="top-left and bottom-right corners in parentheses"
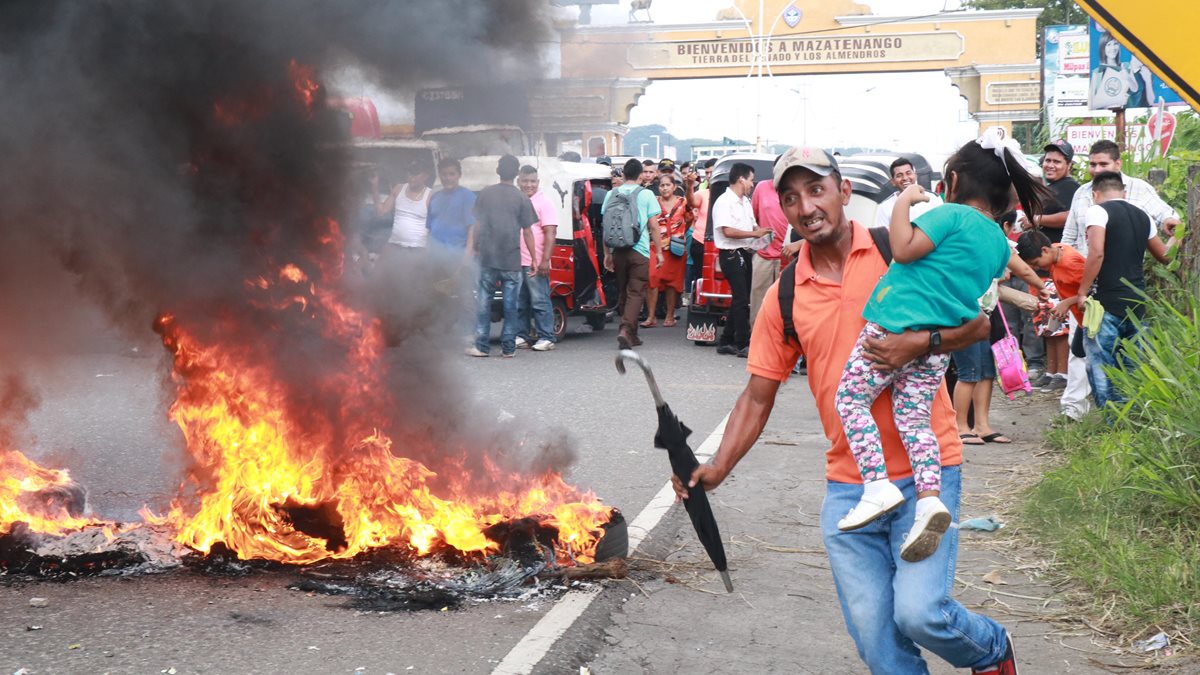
top-left (868, 226), bottom-right (892, 265)
top-left (778, 258), bottom-right (800, 346)
top-left (777, 226), bottom-right (894, 347)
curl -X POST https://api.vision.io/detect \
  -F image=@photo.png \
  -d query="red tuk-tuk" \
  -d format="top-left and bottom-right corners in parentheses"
top-left (460, 156), bottom-right (614, 340)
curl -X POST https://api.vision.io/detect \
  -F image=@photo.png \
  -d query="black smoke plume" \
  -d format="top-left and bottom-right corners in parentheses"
top-left (0, 1), bottom-right (568, 497)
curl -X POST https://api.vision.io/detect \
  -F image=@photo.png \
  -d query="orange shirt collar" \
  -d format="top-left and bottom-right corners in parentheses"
top-left (795, 220), bottom-right (872, 283)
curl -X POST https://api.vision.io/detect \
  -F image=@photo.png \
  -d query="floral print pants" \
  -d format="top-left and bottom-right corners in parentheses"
top-left (835, 322), bottom-right (950, 494)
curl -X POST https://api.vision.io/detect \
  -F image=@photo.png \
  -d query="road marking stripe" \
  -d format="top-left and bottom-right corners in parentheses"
top-left (491, 414), bottom-right (729, 675)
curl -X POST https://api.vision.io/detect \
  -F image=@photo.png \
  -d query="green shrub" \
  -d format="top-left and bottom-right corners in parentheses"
top-left (1023, 284), bottom-right (1200, 630)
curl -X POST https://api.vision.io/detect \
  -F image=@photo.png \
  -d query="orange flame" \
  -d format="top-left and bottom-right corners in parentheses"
top-left (0, 61), bottom-right (613, 568)
top-left (0, 449), bottom-right (108, 537)
top-left (152, 261), bottom-right (612, 565)
top-left (288, 60), bottom-right (319, 112)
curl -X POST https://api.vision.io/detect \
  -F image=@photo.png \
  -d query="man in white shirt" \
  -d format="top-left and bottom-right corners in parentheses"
top-left (1061, 139), bottom-right (1180, 255)
top-left (712, 162), bottom-right (771, 357)
top-left (874, 157), bottom-right (943, 229)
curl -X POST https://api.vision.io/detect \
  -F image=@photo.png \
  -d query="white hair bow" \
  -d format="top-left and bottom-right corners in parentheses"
top-left (976, 127), bottom-right (1024, 173)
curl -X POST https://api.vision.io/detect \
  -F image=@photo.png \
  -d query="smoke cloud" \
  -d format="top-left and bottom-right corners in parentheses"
top-left (0, 1), bottom-right (568, 499)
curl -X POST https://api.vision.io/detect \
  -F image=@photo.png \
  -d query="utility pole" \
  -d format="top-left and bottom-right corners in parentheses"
top-left (1113, 108), bottom-right (1126, 154)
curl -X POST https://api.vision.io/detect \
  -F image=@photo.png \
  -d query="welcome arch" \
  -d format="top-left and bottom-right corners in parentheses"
top-left (547, 0), bottom-right (1043, 156)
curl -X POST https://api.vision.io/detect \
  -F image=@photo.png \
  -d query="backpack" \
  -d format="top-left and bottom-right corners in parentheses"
top-left (602, 186), bottom-right (644, 250)
top-left (778, 227), bottom-right (892, 346)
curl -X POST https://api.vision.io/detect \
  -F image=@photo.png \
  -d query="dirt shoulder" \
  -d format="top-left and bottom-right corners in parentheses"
top-left (583, 382), bottom-right (1185, 674)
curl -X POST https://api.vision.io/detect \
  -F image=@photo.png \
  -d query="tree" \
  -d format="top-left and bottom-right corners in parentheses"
top-left (960, 0), bottom-right (1085, 53)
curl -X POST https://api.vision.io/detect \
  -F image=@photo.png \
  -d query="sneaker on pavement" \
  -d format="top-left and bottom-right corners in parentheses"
top-left (501, 351), bottom-right (516, 359)
top-left (617, 331), bottom-right (633, 350)
top-left (515, 337), bottom-right (531, 349)
top-left (1040, 376), bottom-right (1066, 392)
top-left (900, 497), bottom-right (952, 563)
top-left (532, 339), bottom-right (555, 352)
top-left (716, 344), bottom-right (738, 356)
top-left (736, 346), bottom-right (749, 358)
top-left (1026, 368), bottom-right (1044, 385)
top-left (1030, 372), bottom-right (1052, 388)
top-left (972, 633), bottom-right (1019, 675)
top-left (465, 346), bottom-right (489, 357)
top-left (837, 481), bottom-right (905, 531)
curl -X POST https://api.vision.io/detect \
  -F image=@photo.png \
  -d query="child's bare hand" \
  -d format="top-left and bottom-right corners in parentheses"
top-left (900, 184), bottom-right (929, 204)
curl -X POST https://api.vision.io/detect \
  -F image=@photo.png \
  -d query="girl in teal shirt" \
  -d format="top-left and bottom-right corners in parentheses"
top-left (833, 130), bottom-right (1052, 563)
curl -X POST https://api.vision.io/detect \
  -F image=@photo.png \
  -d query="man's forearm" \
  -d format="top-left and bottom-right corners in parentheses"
top-left (1008, 254), bottom-right (1044, 290)
top-left (540, 226), bottom-right (557, 267)
top-left (521, 228), bottom-right (536, 260)
top-left (1079, 255), bottom-right (1102, 296)
top-left (709, 376), bottom-right (780, 478)
top-left (1037, 211), bottom-right (1068, 229)
top-left (719, 226), bottom-right (759, 240)
top-left (938, 313), bottom-right (991, 352)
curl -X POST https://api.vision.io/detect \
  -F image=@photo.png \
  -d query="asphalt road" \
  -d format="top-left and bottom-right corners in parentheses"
top-left (4, 312), bottom-right (1126, 674)
top-left (4, 313), bottom-right (754, 674)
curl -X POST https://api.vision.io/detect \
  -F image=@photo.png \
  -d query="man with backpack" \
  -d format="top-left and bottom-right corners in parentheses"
top-left (673, 147), bottom-right (1020, 675)
top-left (602, 159), bottom-right (664, 349)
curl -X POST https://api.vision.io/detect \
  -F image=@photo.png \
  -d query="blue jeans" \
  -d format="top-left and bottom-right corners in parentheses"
top-left (474, 267), bottom-right (523, 355)
top-left (821, 466), bottom-right (1007, 674)
top-left (1083, 311), bottom-right (1142, 410)
top-left (950, 339), bottom-right (995, 383)
top-left (518, 267), bottom-right (556, 343)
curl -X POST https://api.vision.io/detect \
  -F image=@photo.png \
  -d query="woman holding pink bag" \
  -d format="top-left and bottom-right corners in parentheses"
top-left (832, 129), bottom-right (1052, 563)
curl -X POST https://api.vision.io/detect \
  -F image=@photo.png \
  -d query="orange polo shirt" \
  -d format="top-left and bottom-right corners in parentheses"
top-left (746, 222), bottom-right (963, 484)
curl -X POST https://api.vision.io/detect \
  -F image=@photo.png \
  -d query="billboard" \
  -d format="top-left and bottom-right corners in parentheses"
top-left (1088, 19), bottom-right (1184, 110)
top-left (1043, 25), bottom-right (1091, 133)
top-left (1074, 0), bottom-right (1199, 112)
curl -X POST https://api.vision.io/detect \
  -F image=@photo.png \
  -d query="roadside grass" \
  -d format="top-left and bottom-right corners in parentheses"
top-left (1021, 284), bottom-right (1200, 634)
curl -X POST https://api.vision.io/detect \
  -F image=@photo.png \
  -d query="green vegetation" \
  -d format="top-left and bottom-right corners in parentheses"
top-left (1023, 282), bottom-right (1200, 631)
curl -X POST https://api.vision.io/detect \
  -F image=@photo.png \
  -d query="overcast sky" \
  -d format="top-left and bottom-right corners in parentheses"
top-left (580, 0), bottom-right (982, 154)
top-left (339, 0), bottom-right (990, 155)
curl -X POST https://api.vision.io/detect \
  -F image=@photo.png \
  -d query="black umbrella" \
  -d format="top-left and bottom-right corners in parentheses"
top-left (616, 350), bottom-right (733, 592)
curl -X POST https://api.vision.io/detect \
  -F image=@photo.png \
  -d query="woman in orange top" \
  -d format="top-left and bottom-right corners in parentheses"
top-left (642, 173), bottom-right (692, 328)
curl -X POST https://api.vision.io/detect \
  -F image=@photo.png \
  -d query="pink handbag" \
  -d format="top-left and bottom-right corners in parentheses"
top-left (992, 309), bottom-right (1032, 399)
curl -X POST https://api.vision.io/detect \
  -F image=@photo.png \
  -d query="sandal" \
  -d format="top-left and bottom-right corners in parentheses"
top-left (663, 319), bottom-right (677, 327)
top-left (639, 319), bottom-right (657, 328)
top-left (959, 433), bottom-right (985, 446)
top-left (980, 432), bottom-right (1012, 444)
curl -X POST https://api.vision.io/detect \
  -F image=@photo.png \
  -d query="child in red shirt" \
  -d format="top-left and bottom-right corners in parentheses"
top-left (1016, 230), bottom-right (1086, 325)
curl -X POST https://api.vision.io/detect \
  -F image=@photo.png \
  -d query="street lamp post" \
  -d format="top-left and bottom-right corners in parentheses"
top-left (727, 1), bottom-right (796, 152)
top-left (650, 134), bottom-right (661, 159)
top-left (639, 143), bottom-right (648, 157)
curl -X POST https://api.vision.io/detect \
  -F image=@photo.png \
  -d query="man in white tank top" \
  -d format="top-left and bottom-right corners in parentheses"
top-left (375, 161), bottom-right (432, 248)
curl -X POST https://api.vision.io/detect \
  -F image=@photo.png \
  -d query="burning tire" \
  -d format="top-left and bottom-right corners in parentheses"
top-left (594, 509), bottom-right (628, 562)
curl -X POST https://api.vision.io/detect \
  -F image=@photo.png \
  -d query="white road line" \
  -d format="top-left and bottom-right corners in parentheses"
top-left (491, 414), bottom-right (729, 675)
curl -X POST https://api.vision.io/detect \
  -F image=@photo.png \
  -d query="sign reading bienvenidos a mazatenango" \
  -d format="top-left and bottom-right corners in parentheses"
top-left (628, 32), bottom-right (964, 70)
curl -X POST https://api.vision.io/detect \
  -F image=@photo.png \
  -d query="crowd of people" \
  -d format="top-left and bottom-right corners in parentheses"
top-left (352, 155), bottom-right (563, 357)
top-left (352, 135), bottom-right (1179, 426)
top-left (668, 131), bottom-right (1180, 675)
top-left (353, 133), bottom-right (1179, 673)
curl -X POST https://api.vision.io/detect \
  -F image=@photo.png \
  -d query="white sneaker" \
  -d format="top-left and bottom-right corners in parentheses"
top-left (837, 480), bottom-right (905, 531)
top-left (464, 346), bottom-right (489, 357)
top-left (515, 337), bottom-right (531, 349)
top-left (900, 497), bottom-right (952, 563)
top-left (532, 339), bottom-right (555, 351)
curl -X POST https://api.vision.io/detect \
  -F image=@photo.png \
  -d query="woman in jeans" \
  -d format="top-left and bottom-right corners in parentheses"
top-left (950, 337), bottom-right (1008, 445)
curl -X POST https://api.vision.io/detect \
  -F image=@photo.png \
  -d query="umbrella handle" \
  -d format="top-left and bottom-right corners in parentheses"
top-left (614, 349), bottom-right (666, 408)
